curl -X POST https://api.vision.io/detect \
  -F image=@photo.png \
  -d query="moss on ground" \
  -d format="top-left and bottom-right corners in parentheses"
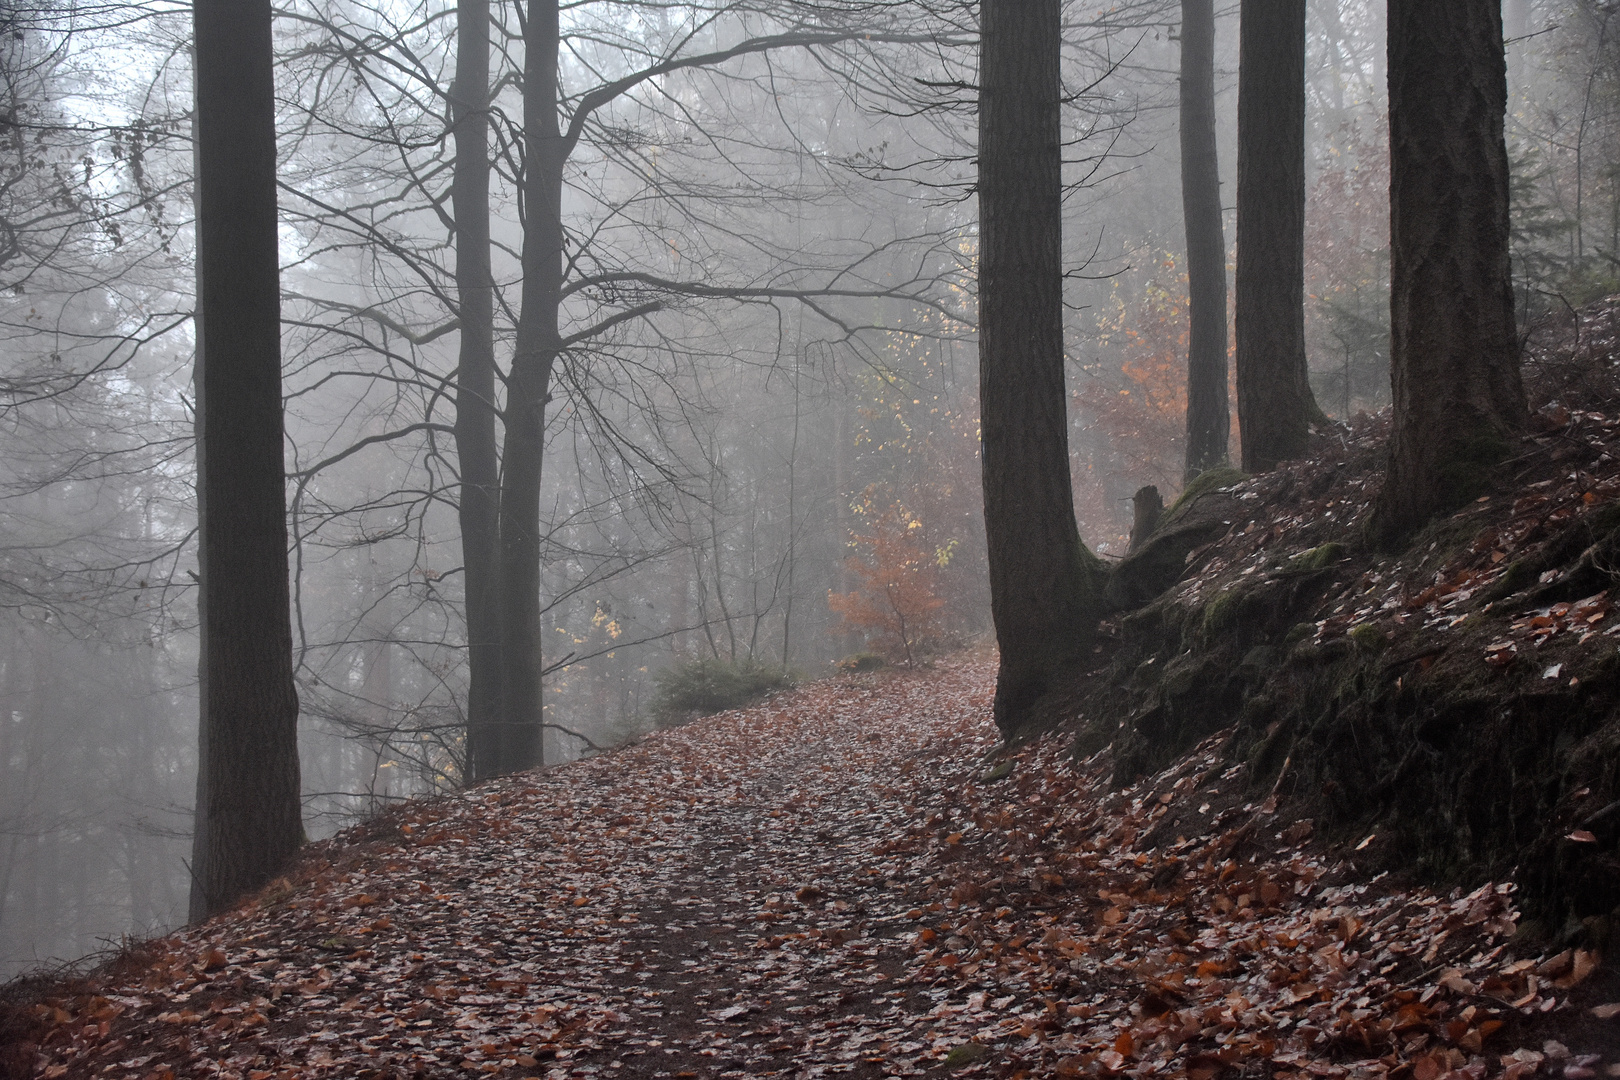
top-left (1168, 466), bottom-right (1247, 517)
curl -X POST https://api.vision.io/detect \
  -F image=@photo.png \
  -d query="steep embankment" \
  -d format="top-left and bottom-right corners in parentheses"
top-left (5, 650), bottom-right (1620, 1079)
top-left (1048, 297), bottom-right (1620, 944)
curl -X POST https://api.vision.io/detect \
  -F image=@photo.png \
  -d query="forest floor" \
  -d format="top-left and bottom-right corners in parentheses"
top-left (6, 652), bottom-right (1620, 1080)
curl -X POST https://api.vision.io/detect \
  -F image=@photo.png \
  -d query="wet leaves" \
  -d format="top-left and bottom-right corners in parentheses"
top-left (11, 656), bottom-right (1614, 1079)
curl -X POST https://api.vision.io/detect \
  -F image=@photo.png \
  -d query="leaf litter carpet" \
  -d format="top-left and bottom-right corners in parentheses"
top-left (21, 655), bottom-right (1620, 1079)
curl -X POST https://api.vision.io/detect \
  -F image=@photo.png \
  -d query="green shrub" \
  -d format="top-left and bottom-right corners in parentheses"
top-left (651, 657), bottom-right (795, 725)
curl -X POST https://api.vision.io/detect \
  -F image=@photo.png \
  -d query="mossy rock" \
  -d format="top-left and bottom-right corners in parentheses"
top-left (981, 759), bottom-right (1014, 783)
top-left (1131, 656), bottom-right (1165, 687)
top-left (1168, 466), bottom-right (1248, 517)
top-left (1288, 636), bottom-right (1353, 665)
top-left (1288, 542), bottom-right (1347, 572)
top-left (1202, 584), bottom-right (1270, 640)
top-left (1120, 595), bottom-right (1197, 648)
top-left (1161, 651), bottom-right (1227, 700)
top-left (1283, 621), bottom-right (1316, 645)
top-left (943, 1044), bottom-right (990, 1068)
top-left (1348, 623), bottom-right (1388, 653)
top-left (1240, 645), bottom-right (1278, 680)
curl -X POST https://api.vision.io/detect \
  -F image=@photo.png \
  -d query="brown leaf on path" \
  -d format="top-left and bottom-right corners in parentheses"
top-left (14, 653), bottom-right (1608, 1080)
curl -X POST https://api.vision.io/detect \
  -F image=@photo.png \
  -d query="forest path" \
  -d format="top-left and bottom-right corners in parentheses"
top-left (41, 657), bottom-right (1003, 1080)
top-left (26, 651), bottom-right (1618, 1080)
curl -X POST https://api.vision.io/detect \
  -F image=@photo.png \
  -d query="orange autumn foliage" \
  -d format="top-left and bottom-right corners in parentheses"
top-left (1073, 260), bottom-right (1204, 550)
top-left (828, 497), bottom-right (949, 667)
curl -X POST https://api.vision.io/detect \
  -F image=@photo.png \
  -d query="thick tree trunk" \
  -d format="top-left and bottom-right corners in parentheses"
top-left (188, 0), bottom-right (303, 922)
top-left (493, 0), bottom-right (564, 774)
top-left (1372, 0), bottom-right (1526, 544)
top-left (450, 0), bottom-right (503, 783)
top-left (1180, 0), bottom-right (1231, 479)
top-left (1234, 0), bottom-right (1321, 473)
top-left (979, 0), bottom-right (1103, 735)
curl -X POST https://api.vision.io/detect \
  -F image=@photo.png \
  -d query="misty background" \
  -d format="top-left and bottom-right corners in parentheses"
top-left (2, 0), bottom-right (1614, 976)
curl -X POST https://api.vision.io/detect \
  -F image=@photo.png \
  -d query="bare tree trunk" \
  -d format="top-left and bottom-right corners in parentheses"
top-left (1372, 0), bottom-right (1526, 544)
top-left (451, 0), bottom-right (503, 783)
top-left (669, 544), bottom-right (689, 658)
top-left (1181, 0), bottom-right (1231, 479)
top-left (1128, 485), bottom-right (1163, 553)
top-left (494, 0), bottom-right (564, 774)
top-left (1234, 0), bottom-right (1322, 473)
top-left (188, 0), bottom-right (303, 922)
top-left (979, 0), bottom-right (1103, 734)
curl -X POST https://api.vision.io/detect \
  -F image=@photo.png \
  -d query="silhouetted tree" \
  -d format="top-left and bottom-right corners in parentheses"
top-left (188, 0), bottom-right (303, 921)
top-left (978, 0), bottom-right (1104, 733)
top-left (1371, 0), bottom-right (1526, 543)
top-left (450, 0), bottom-right (503, 783)
top-left (1234, 0), bottom-right (1321, 473)
top-left (1180, 0), bottom-right (1229, 479)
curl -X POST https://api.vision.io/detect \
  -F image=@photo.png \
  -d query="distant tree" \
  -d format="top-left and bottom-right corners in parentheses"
top-left (449, 0), bottom-right (503, 783)
top-left (482, 3), bottom-right (950, 776)
top-left (827, 499), bottom-right (948, 668)
top-left (1371, 0), bottom-right (1526, 543)
top-left (978, 0), bottom-right (1104, 733)
top-left (493, 0), bottom-right (567, 776)
top-left (188, 0), bottom-right (303, 921)
top-left (1180, 0), bottom-right (1229, 480)
top-left (1233, 0), bottom-right (1322, 473)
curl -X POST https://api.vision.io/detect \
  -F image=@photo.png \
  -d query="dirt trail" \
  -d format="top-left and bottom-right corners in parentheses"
top-left (27, 659), bottom-right (1000, 1079)
top-left (16, 652), bottom-right (1620, 1080)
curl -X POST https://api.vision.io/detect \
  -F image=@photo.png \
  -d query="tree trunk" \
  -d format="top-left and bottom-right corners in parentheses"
top-left (494, 0), bottom-right (564, 774)
top-left (1181, 0), bottom-right (1231, 479)
top-left (1128, 485), bottom-right (1164, 553)
top-left (451, 0), bottom-right (503, 784)
top-left (1234, 0), bottom-right (1321, 473)
top-left (979, 0), bottom-right (1103, 735)
top-left (188, 0), bottom-right (303, 922)
top-left (1371, 0), bottom-right (1526, 544)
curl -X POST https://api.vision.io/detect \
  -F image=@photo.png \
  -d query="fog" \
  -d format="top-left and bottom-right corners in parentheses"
top-left (2, 0), bottom-right (1613, 976)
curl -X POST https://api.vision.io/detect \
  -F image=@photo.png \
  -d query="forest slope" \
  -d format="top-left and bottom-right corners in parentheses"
top-left (6, 648), bottom-right (1620, 1079)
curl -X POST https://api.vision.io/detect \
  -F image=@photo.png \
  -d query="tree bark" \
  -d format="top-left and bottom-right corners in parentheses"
top-left (1234, 0), bottom-right (1321, 473)
top-left (979, 0), bottom-right (1103, 735)
top-left (1371, 0), bottom-right (1526, 544)
top-left (451, 0), bottom-right (503, 783)
top-left (493, 0), bottom-right (564, 774)
top-left (188, 0), bottom-right (303, 922)
top-left (1128, 485), bottom-right (1163, 553)
top-left (1180, 0), bottom-right (1231, 479)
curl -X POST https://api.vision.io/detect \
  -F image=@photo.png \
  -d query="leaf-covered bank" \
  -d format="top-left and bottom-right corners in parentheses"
top-left (1039, 297), bottom-right (1620, 944)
